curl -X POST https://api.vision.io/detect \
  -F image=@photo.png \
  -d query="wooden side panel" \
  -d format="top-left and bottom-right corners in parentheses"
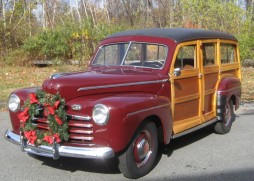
top-left (221, 70), bottom-right (238, 77)
top-left (220, 62), bottom-right (240, 78)
top-left (174, 99), bottom-right (199, 121)
top-left (174, 76), bottom-right (199, 98)
top-left (172, 69), bottom-right (201, 133)
top-left (203, 65), bottom-right (219, 116)
top-left (204, 94), bottom-right (214, 113)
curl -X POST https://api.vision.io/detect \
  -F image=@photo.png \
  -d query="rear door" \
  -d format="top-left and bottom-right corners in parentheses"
top-left (201, 41), bottom-right (219, 121)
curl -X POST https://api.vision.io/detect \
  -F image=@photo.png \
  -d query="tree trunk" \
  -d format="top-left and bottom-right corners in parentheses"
top-left (1, 0), bottom-right (7, 52)
top-left (88, 3), bottom-right (96, 26)
top-left (42, 0), bottom-right (46, 29)
top-left (104, 0), bottom-right (111, 24)
top-left (52, 0), bottom-right (57, 28)
top-left (28, 0), bottom-right (32, 37)
top-left (121, 0), bottom-right (134, 26)
top-left (81, 0), bottom-right (89, 19)
top-left (75, 0), bottom-right (82, 24)
top-left (9, 0), bottom-right (16, 24)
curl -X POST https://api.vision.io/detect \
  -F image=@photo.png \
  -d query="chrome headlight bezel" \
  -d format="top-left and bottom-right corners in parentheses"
top-left (8, 94), bottom-right (20, 112)
top-left (92, 104), bottom-right (110, 125)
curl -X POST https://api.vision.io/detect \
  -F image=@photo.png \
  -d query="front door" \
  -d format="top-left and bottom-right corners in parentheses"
top-left (170, 41), bottom-right (203, 134)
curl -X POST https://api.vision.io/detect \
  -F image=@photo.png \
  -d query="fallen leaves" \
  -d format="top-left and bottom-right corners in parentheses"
top-left (0, 65), bottom-right (85, 111)
top-left (241, 67), bottom-right (254, 102)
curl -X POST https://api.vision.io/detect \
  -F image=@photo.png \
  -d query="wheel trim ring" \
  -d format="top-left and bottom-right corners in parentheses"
top-left (133, 130), bottom-right (153, 168)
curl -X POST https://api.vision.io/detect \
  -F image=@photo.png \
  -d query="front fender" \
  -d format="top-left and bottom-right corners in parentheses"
top-left (84, 93), bottom-right (172, 152)
top-left (8, 87), bottom-right (40, 133)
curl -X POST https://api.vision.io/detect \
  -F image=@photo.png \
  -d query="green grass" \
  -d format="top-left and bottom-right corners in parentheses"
top-left (1, 65), bottom-right (253, 111)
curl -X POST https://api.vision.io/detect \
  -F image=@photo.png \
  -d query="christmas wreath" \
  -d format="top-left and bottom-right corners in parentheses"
top-left (18, 90), bottom-right (69, 146)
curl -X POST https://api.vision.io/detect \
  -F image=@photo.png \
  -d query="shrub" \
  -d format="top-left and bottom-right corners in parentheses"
top-left (22, 29), bottom-right (72, 61)
top-left (238, 32), bottom-right (254, 62)
top-left (3, 49), bottom-right (30, 66)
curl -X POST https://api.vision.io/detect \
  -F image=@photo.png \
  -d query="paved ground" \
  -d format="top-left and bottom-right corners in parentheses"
top-left (0, 103), bottom-right (254, 181)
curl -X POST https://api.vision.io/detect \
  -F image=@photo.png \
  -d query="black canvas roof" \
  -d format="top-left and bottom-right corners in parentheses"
top-left (107, 28), bottom-right (237, 42)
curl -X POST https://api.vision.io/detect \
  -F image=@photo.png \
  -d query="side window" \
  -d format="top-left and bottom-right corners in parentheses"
top-left (124, 43), bottom-right (167, 68)
top-left (94, 43), bottom-right (129, 65)
top-left (125, 43), bottom-right (142, 64)
top-left (95, 44), bottom-right (119, 65)
top-left (146, 44), bottom-right (167, 62)
top-left (203, 43), bottom-right (216, 66)
top-left (220, 43), bottom-right (236, 64)
top-left (175, 45), bottom-right (196, 69)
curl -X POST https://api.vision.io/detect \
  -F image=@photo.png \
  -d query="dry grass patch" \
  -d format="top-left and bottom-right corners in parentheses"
top-left (0, 65), bottom-right (85, 111)
top-left (241, 67), bottom-right (254, 102)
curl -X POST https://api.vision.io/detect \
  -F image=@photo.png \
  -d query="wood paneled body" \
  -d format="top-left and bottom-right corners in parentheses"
top-left (170, 39), bottom-right (241, 135)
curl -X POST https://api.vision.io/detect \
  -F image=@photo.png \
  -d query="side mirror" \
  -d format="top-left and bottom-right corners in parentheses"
top-left (174, 68), bottom-right (181, 77)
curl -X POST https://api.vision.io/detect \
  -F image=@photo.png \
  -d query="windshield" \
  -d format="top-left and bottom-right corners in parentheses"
top-left (92, 42), bottom-right (167, 69)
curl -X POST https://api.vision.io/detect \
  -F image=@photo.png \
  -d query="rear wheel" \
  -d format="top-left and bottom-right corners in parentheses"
top-left (214, 100), bottom-right (235, 134)
top-left (118, 122), bottom-right (158, 179)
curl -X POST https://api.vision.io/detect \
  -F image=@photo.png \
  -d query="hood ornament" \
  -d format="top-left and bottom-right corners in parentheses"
top-left (50, 73), bottom-right (64, 79)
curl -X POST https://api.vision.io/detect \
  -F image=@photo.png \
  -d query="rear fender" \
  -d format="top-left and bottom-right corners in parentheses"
top-left (216, 76), bottom-right (241, 120)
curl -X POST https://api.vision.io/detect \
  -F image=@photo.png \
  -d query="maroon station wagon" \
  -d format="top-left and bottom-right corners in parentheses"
top-left (5, 28), bottom-right (241, 178)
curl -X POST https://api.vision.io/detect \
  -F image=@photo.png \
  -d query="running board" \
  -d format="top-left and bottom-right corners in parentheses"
top-left (172, 118), bottom-right (218, 139)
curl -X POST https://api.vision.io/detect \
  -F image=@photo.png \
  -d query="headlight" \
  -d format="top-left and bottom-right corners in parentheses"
top-left (92, 104), bottom-right (110, 125)
top-left (8, 94), bottom-right (20, 112)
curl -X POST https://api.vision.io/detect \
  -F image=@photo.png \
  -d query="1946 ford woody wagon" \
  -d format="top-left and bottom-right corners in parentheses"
top-left (5, 28), bottom-right (241, 178)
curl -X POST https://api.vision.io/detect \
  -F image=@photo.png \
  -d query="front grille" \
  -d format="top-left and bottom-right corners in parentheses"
top-left (32, 114), bottom-right (94, 146)
top-left (67, 118), bottom-right (94, 144)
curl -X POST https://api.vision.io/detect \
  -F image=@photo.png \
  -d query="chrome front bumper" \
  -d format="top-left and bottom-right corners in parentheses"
top-left (5, 130), bottom-right (115, 159)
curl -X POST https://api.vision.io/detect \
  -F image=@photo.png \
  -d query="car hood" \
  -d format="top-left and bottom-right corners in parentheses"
top-left (42, 68), bottom-right (168, 101)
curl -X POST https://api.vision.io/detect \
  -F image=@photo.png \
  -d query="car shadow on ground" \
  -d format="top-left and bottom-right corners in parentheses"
top-left (161, 125), bottom-right (214, 157)
top-left (30, 154), bottom-right (121, 174)
top-left (31, 125), bottom-right (215, 175)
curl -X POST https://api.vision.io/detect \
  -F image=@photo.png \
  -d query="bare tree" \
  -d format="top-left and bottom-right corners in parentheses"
top-left (81, 0), bottom-right (89, 19)
top-left (0, 0), bottom-right (7, 52)
top-left (121, 0), bottom-right (135, 26)
top-left (104, 0), bottom-right (110, 24)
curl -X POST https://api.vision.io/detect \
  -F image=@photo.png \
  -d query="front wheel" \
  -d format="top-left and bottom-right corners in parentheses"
top-left (118, 122), bottom-right (158, 179)
top-left (214, 100), bottom-right (235, 134)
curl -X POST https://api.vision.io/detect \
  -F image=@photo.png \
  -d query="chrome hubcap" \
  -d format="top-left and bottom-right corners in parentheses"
top-left (224, 102), bottom-right (231, 126)
top-left (133, 130), bottom-right (152, 167)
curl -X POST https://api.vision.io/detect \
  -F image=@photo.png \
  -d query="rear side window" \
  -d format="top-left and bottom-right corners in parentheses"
top-left (175, 45), bottom-right (196, 69)
top-left (220, 43), bottom-right (236, 64)
top-left (203, 43), bottom-right (216, 66)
